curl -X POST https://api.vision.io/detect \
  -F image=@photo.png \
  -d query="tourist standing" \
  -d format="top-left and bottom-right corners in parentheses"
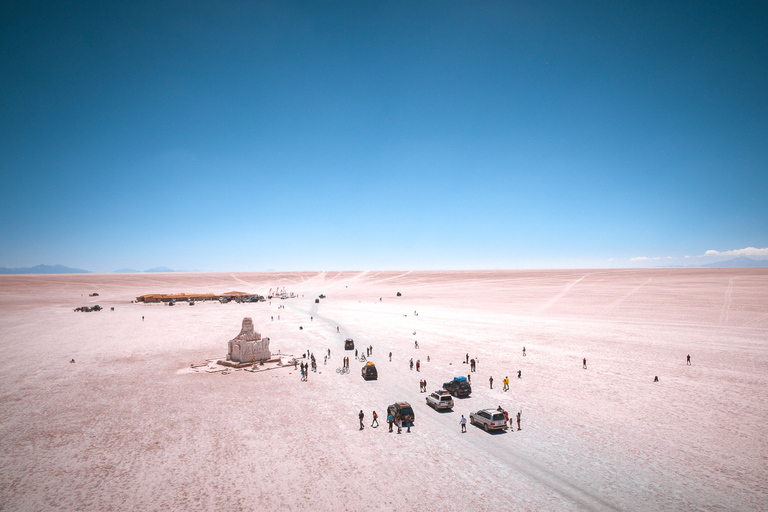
top-left (359, 410), bottom-right (364, 430)
top-left (460, 415), bottom-right (467, 433)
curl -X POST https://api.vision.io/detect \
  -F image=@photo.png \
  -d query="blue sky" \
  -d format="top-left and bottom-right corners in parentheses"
top-left (1, 1), bottom-right (766, 272)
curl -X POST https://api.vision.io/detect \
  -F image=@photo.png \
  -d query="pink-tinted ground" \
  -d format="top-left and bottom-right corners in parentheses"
top-left (0, 269), bottom-right (766, 511)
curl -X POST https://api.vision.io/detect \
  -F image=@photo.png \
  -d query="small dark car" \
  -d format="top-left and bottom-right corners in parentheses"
top-left (442, 376), bottom-right (472, 397)
top-left (345, 338), bottom-right (355, 350)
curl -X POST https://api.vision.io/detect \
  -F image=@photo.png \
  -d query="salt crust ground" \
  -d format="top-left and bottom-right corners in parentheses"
top-left (0, 269), bottom-right (766, 511)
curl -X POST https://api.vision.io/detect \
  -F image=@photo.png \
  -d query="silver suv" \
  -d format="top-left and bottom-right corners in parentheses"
top-left (426, 390), bottom-right (454, 410)
top-left (469, 409), bottom-right (508, 431)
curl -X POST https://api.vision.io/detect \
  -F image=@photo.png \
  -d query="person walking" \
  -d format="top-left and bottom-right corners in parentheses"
top-left (523, 346), bottom-right (526, 357)
top-left (371, 411), bottom-right (379, 428)
top-left (396, 414), bottom-right (402, 434)
top-left (503, 376), bottom-right (509, 391)
top-left (466, 353), bottom-right (469, 364)
top-left (387, 413), bottom-right (394, 432)
top-left (460, 415), bottom-right (467, 433)
top-left (489, 376), bottom-right (493, 389)
top-left (416, 360), bottom-right (420, 372)
top-left (583, 358), bottom-right (587, 369)
top-left (415, 340), bottom-right (419, 349)
top-left (467, 374), bottom-right (471, 384)
top-left (337, 326), bottom-right (339, 333)
top-left (359, 410), bottom-right (365, 430)
top-left (389, 351), bottom-right (392, 362)
top-left (410, 358), bottom-right (414, 370)
top-left (687, 354), bottom-right (691, 365)
top-left (516, 411), bottom-right (521, 431)
top-left (518, 370), bottom-right (521, 379)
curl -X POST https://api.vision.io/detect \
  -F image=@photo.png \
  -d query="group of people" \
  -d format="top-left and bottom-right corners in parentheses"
top-left (359, 410), bottom-right (412, 433)
top-left (419, 379), bottom-right (428, 392)
top-left (299, 362), bottom-right (310, 381)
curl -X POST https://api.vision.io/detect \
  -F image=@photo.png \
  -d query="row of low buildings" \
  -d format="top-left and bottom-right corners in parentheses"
top-left (136, 291), bottom-right (265, 303)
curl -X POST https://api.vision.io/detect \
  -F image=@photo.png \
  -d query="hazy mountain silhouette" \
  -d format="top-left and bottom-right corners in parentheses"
top-left (700, 257), bottom-right (768, 268)
top-left (0, 264), bottom-right (92, 274)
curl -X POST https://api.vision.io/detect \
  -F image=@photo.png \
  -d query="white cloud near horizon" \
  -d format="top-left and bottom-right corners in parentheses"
top-left (704, 247), bottom-right (768, 258)
top-left (630, 256), bottom-right (661, 261)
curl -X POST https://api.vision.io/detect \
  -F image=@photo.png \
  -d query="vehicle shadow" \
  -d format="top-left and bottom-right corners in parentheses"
top-left (470, 424), bottom-right (509, 435)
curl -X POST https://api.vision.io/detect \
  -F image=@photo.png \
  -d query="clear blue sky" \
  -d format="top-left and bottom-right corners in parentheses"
top-left (1, 1), bottom-right (766, 272)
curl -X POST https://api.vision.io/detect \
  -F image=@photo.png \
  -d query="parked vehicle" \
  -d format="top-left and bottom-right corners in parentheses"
top-left (387, 402), bottom-right (414, 427)
top-left (315, 298), bottom-right (320, 303)
top-left (426, 390), bottom-right (454, 410)
top-left (442, 376), bottom-right (472, 397)
top-left (345, 338), bottom-right (355, 350)
top-left (361, 361), bottom-right (378, 380)
top-left (469, 409), bottom-right (508, 432)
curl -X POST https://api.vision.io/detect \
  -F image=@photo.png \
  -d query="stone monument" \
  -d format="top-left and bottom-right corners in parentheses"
top-left (228, 317), bottom-right (270, 363)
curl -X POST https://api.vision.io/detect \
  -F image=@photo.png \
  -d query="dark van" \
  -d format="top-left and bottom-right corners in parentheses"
top-left (361, 362), bottom-right (378, 380)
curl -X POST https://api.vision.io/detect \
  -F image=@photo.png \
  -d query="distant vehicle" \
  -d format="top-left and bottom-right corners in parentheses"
top-left (319, 294), bottom-right (326, 299)
top-left (74, 305), bottom-right (102, 312)
top-left (168, 299), bottom-right (175, 306)
top-left (345, 338), bottom-right (355, 350)
top-left (469, 409), bottom-right (508, 432)
top-left (89, 293), bottom-right (99, 297)
top-left (315, 298), bottom-right (320, 303)
top-left (189, 301), bottom-right (195, 306)
top-left (361, 362), bottom-right (378, 380)
top-left (426, 390), bottom-right (454, 410)
top-left (387, 402), bottom-right (414, 427)
top-left (442, 376), bottom-right (471, 397)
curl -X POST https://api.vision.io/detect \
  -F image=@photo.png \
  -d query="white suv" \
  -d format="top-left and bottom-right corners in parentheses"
top-left (426, 390), bottom-right (454, 410)
top-left (469, 409), bottom-right (508, 431)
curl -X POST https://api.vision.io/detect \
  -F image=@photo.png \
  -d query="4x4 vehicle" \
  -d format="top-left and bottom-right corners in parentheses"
top-left (387, 402), bottom-right (415, 427)
top-left (361, 362), bottom-right (378, 380)
top-left (426, 390), bottom-right (454, 410)
top-left (442, 376), bottom-right (472, 397)
top-left (469, 409), bottom-right (508, 432)
top-left (344, 338), bottom-right (355, 350)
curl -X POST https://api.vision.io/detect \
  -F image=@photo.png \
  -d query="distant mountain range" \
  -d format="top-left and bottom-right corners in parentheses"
top-left (657, 257), bottom-right (768, 269)
top-left (699, 257), bottom-right (768, 268)
top-left (114, 267), bottom-right (177, 273)
top-left (115, 267), bottom-right (202, 273)
top-left (0, 265), bottom-right (198, 274)
top-left (0, 264), bottom-right (92, 274)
